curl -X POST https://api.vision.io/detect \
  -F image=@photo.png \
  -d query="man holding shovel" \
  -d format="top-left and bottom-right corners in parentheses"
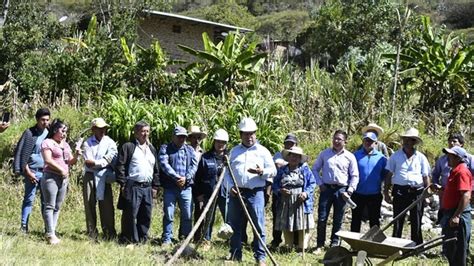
top-left (226, 117), bottom-right (276, 266)
top-left (384, 128), bottom-right (430, 245)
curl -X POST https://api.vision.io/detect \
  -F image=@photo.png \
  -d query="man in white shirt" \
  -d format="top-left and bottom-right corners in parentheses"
top-left (384, 128), bottom-right (430, 245)
top-left (226, 118), bottom-right (277, 266)
top-left (116, 121), bottom-right (160, 244)
top-left (82, 118), bottom-right (117, 240)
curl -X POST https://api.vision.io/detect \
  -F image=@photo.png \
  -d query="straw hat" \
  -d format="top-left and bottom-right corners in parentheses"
top-left (91, 118), bottom-right (109, 128)
top-left (361, 123), bottom-right (384, 137)
top-left (400, 128), bottom-right (423, 144)
top-left (282, 146), bottom-right (308, 163)
top-left (188, 125), bottom-right (207, 138)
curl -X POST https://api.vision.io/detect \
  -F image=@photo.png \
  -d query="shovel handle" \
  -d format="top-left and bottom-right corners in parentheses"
top-left (381, 186), bottom-right (434, 232)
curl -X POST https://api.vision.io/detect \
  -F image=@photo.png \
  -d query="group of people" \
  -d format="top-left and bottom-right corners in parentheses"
top-left (9, 108), bottom-right (474, 266)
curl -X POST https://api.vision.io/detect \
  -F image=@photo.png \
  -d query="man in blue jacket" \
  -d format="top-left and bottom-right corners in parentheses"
top-left (159, 126), bottom-right (198, 245)
top-left (351, 132), bottom-right (388, 232)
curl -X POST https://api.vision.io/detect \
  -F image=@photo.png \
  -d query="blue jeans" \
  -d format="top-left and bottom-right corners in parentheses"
top-left (21, 170), bottom-right (44, 228)
top-left (317, 186), bottom-right (347, 247)
top-left (441, 207), bottom-right (472, 266)
top-left (162, 186), bottom-right (193, 243)
top-left (228, 188), bottom-right (266, 262)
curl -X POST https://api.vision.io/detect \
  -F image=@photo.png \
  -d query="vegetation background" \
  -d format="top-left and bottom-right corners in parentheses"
top-left (0, 0), bottom-right (472, 264)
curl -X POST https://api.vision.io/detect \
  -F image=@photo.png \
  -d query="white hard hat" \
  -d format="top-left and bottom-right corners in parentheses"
top-left (238, 117), bottom-right (258, 132)
top-left (213, 129), bottom-right (229, 142)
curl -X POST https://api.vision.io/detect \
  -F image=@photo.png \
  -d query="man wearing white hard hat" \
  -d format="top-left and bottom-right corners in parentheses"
top-left (384, 127), bottom-right (430, 245)
top-left (82, 117), bottom-right (118, 240)
top-left (226, 118), bottom-right (276, 265)
top-left (193, 129), bottom-right (229, 249)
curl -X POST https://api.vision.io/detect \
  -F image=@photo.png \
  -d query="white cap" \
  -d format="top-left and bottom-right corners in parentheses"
top-left (213, 129), bottom-right (229, 142)
top-left (238, 117), bottom-right (257, 132)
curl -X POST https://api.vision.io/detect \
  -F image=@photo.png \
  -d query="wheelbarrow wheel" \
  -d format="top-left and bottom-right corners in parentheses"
top-left (322, 246), bottom-right (353, 266)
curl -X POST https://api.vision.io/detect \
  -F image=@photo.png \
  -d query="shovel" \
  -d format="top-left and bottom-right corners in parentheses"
top-left (360, 185), bottom-right (439, 242)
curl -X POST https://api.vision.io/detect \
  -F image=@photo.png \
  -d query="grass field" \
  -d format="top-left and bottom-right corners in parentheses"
top-left (1, 168), bottom-right (466, 265)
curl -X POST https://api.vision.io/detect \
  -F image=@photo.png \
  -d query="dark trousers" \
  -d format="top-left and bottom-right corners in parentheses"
top-left (392, 185), bottom-right (424, 245)
top-left (317, 186), bottom-right (347, 247)
top-left (350, 193), bottom-right (382, 232)
top-left (121, 181), bottom-right (153, 243)
top-left (441, 208), bottom-right (471, 266)
top-left (194, 195), bottom-right (227, 241)
top-left (83, 172), bottom-right (116, 239)
top-left (271, 193), bottom-right (282, 245)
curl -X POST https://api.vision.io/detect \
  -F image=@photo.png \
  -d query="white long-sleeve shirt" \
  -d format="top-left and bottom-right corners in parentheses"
top-left (225, 143), bottom-right (276, 189)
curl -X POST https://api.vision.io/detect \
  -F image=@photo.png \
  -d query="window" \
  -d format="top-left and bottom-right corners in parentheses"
top-left (172, 25), bottom-right (181, 33)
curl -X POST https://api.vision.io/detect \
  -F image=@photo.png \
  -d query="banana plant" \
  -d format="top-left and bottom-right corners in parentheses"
top-left (384, 16), bottom-right (473, 127)
top-left (178, 31), bottom-right (267, 95)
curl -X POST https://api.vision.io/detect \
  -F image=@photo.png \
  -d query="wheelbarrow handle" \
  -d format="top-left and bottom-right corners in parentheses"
top-left (381, 185), bottom-right (435, 232)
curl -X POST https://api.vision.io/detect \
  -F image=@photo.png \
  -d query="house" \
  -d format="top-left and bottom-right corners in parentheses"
top-left (138, 10), bottom-right (252, 64)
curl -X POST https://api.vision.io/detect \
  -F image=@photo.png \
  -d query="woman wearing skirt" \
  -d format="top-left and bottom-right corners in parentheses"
top-left (273, 146), bottom-right (316, 250)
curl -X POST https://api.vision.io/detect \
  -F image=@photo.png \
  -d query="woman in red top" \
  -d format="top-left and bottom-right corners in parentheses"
top-left (440, 146), bottom-right (471, 266)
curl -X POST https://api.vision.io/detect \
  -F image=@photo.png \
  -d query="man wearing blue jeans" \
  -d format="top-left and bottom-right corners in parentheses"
top-left (159, 126), bottom-right (198, 245)
top-left (226, 118), bottom-right (276, 266)
top-left (312, 130), bottom-right (359, 253)
top-left (13, 108), bottom-right (50, 233)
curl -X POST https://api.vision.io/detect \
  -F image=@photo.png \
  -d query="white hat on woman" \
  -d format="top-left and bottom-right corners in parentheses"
top-left (282, 146), bottom-right (308, 164)
top-left (213, 129), bottom-right (229, 142)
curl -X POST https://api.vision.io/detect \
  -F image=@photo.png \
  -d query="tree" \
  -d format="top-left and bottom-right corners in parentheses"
top-left (256, 10), bottom-right (310, 42)
top-left (180, 2), bottom-right (257, 30)
top-left (297, 0), bottom-right (397, 66)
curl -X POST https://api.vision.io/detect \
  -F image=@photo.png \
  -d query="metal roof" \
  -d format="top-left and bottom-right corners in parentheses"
top-left (142, 10), bottom-right (253, 32)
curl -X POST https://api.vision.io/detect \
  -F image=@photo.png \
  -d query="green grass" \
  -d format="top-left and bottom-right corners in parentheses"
top-left (0, 166), bottom-right (463, 265)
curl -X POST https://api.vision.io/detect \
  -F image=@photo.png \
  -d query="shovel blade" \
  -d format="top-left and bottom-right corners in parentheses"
top-left (360, 225), bottom-right (387, 243)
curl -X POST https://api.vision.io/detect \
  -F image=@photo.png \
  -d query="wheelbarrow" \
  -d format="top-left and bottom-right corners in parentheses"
top-left (322, 231), bottom-right (456, 265)
top-left (322, 185), bottom-right (456, 265)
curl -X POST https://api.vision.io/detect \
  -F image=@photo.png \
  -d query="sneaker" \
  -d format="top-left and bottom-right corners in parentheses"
top-left (330, 241), bottom-right (340, 247)
top-left (312, 246), bottom-right (324, 255)
top-left (20, 224), bottom-right (28, 234)
top-left (161, 241), bottom-right (172, 249)
top-left (46, 235), bottom-right (61, 245)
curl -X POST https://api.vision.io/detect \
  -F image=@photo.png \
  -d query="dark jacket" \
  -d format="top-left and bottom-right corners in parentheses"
top-left (13, 126), bottom-right (48, 174)
top-left (194, 151), bottom-right (226, 198)
top-left (115, 140), bottom-right (160, 189)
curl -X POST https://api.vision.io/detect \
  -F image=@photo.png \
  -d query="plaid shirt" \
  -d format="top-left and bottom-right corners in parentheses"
top-left (159, 142), bottom-right (197, 188)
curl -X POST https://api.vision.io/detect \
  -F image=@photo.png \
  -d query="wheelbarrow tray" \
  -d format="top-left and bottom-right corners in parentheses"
top-left (336, 231), bottom-right (417, 257)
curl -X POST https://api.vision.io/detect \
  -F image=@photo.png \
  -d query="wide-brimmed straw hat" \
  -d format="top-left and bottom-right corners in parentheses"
top-left (400, 127), bottom-right (423, 145)
top-left (282, 146), bottom-right (308, 163)
top-left (362, 123), bottom-right (384, 136)
top-left (188, 125), bottom-right (207, 138)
